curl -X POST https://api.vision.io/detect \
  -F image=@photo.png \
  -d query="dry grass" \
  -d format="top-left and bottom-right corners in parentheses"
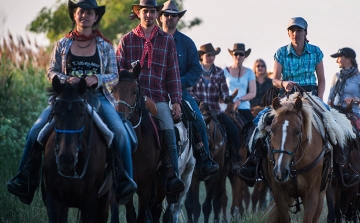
top-left (0, 31), bottom-right (51, 70)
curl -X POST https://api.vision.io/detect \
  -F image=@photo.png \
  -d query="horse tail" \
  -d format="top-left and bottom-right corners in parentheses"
top-left (259, 200), bottom-right (279, 223)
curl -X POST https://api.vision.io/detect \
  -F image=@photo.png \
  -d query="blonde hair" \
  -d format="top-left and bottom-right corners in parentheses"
top-left (252, 59), bottom-right (267, 75)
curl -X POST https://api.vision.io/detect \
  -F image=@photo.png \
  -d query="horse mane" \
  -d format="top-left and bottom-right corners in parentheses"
top-left (270, 96), bottom-right (314, 142)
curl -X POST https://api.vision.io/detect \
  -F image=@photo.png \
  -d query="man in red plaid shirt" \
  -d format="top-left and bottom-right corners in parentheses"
top-left (116, 0), bottom-right (184, 200)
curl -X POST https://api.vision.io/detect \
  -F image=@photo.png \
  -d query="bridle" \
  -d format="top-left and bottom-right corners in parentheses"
top-left (52, 96), bottom-right (93, 179)
top-left (114, 78), bottom-right (142, 128)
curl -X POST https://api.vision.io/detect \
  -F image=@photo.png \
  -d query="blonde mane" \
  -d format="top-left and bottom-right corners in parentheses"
top-left (270, 96), bottom-right (314, 143)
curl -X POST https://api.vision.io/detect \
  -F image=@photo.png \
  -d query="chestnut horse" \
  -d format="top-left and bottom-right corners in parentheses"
top-left (262, 96), bottom-right (331, 223)
top-left (185, 102), bottom-right (229, 223)
top-left (42, 76), bottom-right (117, 223)
top-left (111, 64), bottom-right (160, 223)
top-left (326, 102), bottom-right (360, 223)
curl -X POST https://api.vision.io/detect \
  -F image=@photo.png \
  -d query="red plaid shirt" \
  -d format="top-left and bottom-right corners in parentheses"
top-left (188, 65), bottom-right (230, 114)
top-left (116, 25), bottom-right (182, 104)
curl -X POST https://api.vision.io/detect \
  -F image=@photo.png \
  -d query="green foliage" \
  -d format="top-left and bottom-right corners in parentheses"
top-left (27, 0), bottom-right (202, 43)
top-left (0, 56), bottom-right (49, 165)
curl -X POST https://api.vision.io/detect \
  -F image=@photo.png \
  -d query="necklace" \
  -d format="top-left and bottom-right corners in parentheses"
top-left (76, 38), bottom-right (93, 48)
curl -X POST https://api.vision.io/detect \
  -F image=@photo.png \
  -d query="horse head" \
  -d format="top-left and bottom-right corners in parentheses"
top-left (270, 96), bottom-right (304, 183)
top-left (51, 75), bottom-right (87, 177)
top-left (112, 62), bottom-right (141, 120)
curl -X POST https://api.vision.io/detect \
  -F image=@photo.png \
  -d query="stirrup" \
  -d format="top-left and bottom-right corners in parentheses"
top-left (339, 170), bottom-right (360, 188)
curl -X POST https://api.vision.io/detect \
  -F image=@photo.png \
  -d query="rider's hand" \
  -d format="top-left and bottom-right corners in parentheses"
top-left (172, 103), bottom-right (181, 120)
top-left (283, 80), bottom-right (297, 92)
top-left (67, 76), bottom-right (80, 84)
top-left (85, 76), bottom-right (98, 88)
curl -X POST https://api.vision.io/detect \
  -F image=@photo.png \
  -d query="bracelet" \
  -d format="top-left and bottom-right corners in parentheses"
top-left (281, 80), bottom-right (284, 88)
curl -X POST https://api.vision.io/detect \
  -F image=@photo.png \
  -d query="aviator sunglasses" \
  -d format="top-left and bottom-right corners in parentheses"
top-left (233, 52), bottom-right (245, 57)
top-left (163, 13), bottom-right (178, 18)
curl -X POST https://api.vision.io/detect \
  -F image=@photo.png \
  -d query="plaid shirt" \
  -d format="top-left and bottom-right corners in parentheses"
top-left (274, 42), bottom-right (323, 86)
top-left (48, 36), bottom-right (118, 106)
top-left (188, 65), bottom-right (229, 114)
top-left (116, 25), bottom-right (182, 104)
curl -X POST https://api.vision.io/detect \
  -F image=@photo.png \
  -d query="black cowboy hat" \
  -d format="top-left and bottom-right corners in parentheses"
top-left (157, 0), bottom-right (186, 26)
top-left (131, 0), bottom-right (164, 20)
top-left (228, 43), bottom-right (251, 58)
top-left (68, 0), bottom-right (105, 25)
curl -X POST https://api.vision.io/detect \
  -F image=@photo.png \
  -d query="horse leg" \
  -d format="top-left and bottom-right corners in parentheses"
top-left (125, 197), bottom-right (137, 223)
top-left (213, 173), bottom-right (227, 223)
top-left (251, 181), bottom-right (260, 213)
top-left (151, 172), bottom-right (166, 223)
top-left (185, 187), bottom-right (195, 223)
top-left (203, 179), bottom-right (216, 223)
top-left (136, 184), bottom-right (153, 223)
top-left (221, 187), bottom-right (229, 223)
top-left (271, 187), bottom-right (291, 223)
top-left (228, 173), bottom-right (242, 218)
top-left (302, 187), bottom-right (322, 223)
top-left (189, 174), bottom-right (201, 223)
top-left (326, 180), bottom-right (337, 223)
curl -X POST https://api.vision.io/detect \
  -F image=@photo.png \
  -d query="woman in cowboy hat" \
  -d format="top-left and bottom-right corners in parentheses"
top-left (188, 43), bottom-right (243, 177)
top-left (7, 0), bottom-right (137, 205)
top-left (224, 43), bottom-right (256, 123)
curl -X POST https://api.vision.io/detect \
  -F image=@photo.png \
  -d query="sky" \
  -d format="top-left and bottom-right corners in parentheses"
top-left (1, 0), bottom-right (360, 100)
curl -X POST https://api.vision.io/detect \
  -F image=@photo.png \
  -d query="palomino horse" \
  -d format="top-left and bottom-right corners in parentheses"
top-left (185, 102), bottom-right (228, 223)
top-left (326, 102), bottom-right (360, 223)
top-left (262, 96), bottom-right (331, 223)
top-left (111, 64), bottom-right (160, 223)
top-left (42, 76), bottom-right (116, 223)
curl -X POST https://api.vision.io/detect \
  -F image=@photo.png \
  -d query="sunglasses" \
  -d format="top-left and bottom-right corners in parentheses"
top-left (163, 13), bottom-right (178, 18)
top-left (233, 52), bottom-right (245, 57)
top-left (256, 65), bottom-right (265, 68)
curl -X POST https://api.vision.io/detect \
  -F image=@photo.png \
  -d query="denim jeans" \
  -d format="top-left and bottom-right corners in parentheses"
top-left (182, 91), bottom-right (209, 152)
top-left (18, 106), bottom-right (52, 170)
top-left (97, 93), bottom-right (133, 178)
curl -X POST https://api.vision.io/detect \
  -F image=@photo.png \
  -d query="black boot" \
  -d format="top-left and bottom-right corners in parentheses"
top-left (193, 141), bottom-right (219, 177)
top-left (333, 144), bottom-right (359, 186)
top-left (162, 130), bottom-right (185, 200)
top-left (7, 143), bottom-right (42, 205)
top-left (238, 136), bottom-right (265, 186)
top-left (113, 150), bottom-right (137, 205)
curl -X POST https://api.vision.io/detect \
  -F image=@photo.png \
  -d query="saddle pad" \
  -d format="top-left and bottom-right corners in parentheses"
top-left (37, 104), bottom-right (114, 148)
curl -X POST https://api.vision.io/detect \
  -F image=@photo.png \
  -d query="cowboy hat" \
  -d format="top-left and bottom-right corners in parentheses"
top-left (198, 43), bottom-right (221, 60)
top-left (228, 43), bottom-right (251, 58)
top-left (68, 0), bottom-right (105, 25)
top-left (131, 0), bottom-right (164, 20)
top-left (157, 0), bottom-right (186, 26)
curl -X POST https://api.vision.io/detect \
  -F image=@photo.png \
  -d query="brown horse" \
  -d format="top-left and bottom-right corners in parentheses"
top-left (185, 102), bottom-right (229, 223)
top-left (326, 102), bottom-right (360, 223)
top-left (111, 64), bottom-right (160, 223)
top-left (262, 96), bottom-right (330, 223)
top-left (42, 76), bottom-right (116, 223)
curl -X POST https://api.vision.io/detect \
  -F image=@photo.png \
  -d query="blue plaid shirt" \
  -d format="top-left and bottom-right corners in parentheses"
top-left (274, 42), bottom-right (323, 86)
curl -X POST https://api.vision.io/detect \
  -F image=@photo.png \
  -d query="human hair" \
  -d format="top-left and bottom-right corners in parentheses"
top-left (252, 59), bottom-right (267, 75)
top-left (349, 58), bottom-right (358, 69)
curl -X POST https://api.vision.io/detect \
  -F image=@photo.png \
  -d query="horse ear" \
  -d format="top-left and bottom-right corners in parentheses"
top-left (132, 62), bottom-right (141, 79)
top-left (294, 96), bottom-right (303, 112)
top-left (272, 97), bottom-right (281, 110)
top-left (52, 75), bottom-right (63, 95)
top-left (347, 100), bottom-right (354, 113)
top-left (78, 78), bottom-right (87, 95)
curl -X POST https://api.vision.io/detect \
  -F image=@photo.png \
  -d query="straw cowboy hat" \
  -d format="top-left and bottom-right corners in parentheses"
top-left (131, 0), bottom-right (164, 20)
top-left (228, 43), bottom-right (251, 58)
top-left (68, 0), bottom-right (105, 25)
top-left (157, 0), bottom-right (186, 26)
top-left (198, 43), bottom-right (221, 60)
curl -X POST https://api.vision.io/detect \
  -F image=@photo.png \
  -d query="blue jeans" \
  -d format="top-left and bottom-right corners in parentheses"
top-left (18, 106), bottom-right (52, 170)
top-left (97, 93), bottom-right (133, 178)
top-left (182, 91), bottom-right (209, 155)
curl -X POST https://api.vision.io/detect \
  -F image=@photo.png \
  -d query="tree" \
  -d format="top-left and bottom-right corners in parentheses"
top-left (27, 0), bottom-right (202, 44)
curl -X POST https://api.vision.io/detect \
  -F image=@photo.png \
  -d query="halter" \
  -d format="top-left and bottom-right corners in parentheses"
top-left (114, 78), bottom-right (142, 128)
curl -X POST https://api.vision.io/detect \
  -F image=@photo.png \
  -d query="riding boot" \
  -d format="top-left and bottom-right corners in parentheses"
top-left (113, 146), bottom-right (137, 205)
top-left (238, 135), bottom-right (266, 187)
top-left (162, 129), bottom-right (185, 197)
top-left (192, 130), bottom-right (219, 180)
top-left (333, 143), bottom-right (359, 186)
top-left (7, 142), bottom-right (42, 205)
